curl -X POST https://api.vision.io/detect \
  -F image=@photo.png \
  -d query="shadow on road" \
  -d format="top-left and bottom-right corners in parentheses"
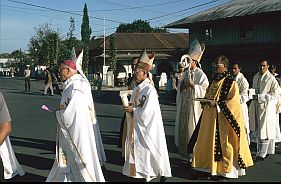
top-left (15, 153), bottom-right (53, 170)
top-left (6, 172), bottom-right (46, 182)
top-left (10, 136), bottom-right (55, 153)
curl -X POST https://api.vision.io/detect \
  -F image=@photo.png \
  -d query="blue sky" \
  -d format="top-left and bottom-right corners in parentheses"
top-left (0, 0), bottom-right (230, 54)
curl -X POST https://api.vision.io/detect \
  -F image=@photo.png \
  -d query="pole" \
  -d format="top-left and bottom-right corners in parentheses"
top-left (103, 18), bottom-right (106, 84)
top-left (103, 18), bottom-right (106, 67)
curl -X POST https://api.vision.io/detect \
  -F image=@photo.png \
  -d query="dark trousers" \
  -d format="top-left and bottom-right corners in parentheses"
top-left (53, 83), bottom-right (61, 94)
top-left (0, 158), bottom-right (4, 181)
top-left (25, 77), bottom-right (30, 91)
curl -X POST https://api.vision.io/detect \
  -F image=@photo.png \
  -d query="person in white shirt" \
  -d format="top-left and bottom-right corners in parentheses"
top-left (249, 59), bottom-right (281, 162)
top-left (231, 63), bottom-right (250, 144)
top-left (24, 65), bottom-right (31, 91)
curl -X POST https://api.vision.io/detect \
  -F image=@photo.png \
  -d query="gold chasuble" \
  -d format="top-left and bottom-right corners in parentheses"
top-left (192, 71), bottom-right (253, 175)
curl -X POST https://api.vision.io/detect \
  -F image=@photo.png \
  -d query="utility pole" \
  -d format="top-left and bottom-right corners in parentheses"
top-left (103, 18), bottom-right (106, 84)
top-left (103, 18), bottom-right (106, 67)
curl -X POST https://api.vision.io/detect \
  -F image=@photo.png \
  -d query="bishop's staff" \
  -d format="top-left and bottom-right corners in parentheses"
top-left (179, 54), bottom-right (194, 93)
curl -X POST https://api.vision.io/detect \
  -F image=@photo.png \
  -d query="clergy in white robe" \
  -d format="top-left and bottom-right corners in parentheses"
top-left (232, 63), bottom-right (250, 144)
top-left (72, 49), bottom-right (107, 166)
top-left (0, 136), bottom-right (25, 179)
top-left (174, 66), bottom-right (209, 160)
top-left (123, 50), bottom-right (172, 182)
top-left (46, 60), bottom-right (105, 182)
top-left (83, 80), bottom-right (107, 166)
top-left (249, 59), bottom-right (281, 160)
top-left (175, 40), bottom-right (209, 162)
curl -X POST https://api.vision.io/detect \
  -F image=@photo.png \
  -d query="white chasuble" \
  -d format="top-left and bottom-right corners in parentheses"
top-left (123, 78), bottom-right (172, 181)
top-left (47, 74), bottom-right (105, 182)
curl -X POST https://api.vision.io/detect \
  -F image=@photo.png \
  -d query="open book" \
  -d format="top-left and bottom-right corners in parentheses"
top-left (186, 98), bottom-right (214, 103)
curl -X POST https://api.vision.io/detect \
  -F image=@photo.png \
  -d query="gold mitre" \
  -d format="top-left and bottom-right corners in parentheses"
top-left (137, 49), bottom-right (155, 71)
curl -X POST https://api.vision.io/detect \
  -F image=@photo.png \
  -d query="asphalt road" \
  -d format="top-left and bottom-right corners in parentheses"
top-left (0, 77), bottom-right (280, 182)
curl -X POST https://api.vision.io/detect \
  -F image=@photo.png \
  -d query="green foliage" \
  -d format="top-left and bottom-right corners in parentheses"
top-left (58, 17), bottom-right (83, 65)
top-left (116, 19), bottom-right (168, 33)
top-left (108, 35), bottom-right (117, 78)
top-left (81, 3), bottom-right (92, 75)
top-left (28, 22), bottom-right (60, 67)
top-left (152, 27), bottom-right (168, 33)
top-left (0, 53), bottom-right (10, 58)
top-left (67, 17), bottom-right (75, 39)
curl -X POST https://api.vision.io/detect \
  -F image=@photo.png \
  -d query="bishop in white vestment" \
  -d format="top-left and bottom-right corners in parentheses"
top-left (123, 50), bottom-right (172, 182)
top-left (175, 40), bottom-right (209, 162)
top-left (72, 48), bottom-right (107, 166)
top-left (46, 60), bottom-right (105, 182)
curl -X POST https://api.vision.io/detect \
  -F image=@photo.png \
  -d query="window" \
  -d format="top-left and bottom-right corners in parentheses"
top-left (205, 27), bottom-right (213, 41)
top-left (239, 22), bottom-right (253, 40)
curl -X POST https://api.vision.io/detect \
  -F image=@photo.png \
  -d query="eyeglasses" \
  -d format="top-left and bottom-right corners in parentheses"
top-left (59, 67), bottom-right (69, 71)
top-left (260, 64), bottom-right (268, 67)
top-left (212, 63), bottom-right (224, 67)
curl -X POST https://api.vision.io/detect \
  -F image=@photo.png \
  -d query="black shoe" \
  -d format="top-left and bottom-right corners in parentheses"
top-left (210, 175), bottom-right (230, 181)
top-left (101, 165), bottom-right (107, 172)
top-left (160, 176), bottom-right (167, 182)
top-left (254, 156), bottom-right (265, 162)
top-left (189, 171), bottom-right (211, 180)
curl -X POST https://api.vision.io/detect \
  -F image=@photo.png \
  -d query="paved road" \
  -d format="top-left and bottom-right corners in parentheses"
top-left (0, 77), bottom-right (280, 182)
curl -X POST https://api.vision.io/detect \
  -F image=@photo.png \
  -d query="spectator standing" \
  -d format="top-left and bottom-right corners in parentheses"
top-left (51, 70), bottom-right (61, 95)
top-left (24, 65), bottom-right (31, 91)
top-left (43, 68), bottom-right (54, 96)
top-left (96, 72), bottom-right (102, 97)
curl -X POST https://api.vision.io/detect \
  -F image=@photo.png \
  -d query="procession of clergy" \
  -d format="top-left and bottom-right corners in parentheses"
top-left (3, 38), bottom-right (281, 182)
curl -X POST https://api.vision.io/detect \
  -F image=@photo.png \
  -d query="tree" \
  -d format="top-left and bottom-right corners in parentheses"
top-left (10, 49), bottom-right (23, 67)
top-left (59, 17), bottom-right (83, 63)
top-left (81, 3), bottom-right (92, 76)
top-left (67, 17), bottom-right (75, 39)
top-left (153, 26), bottom-right (168, 33)
top-left (108, 35), bottom-right (117, 79)
top-left (28, 22), bottom-right (60, 67)
top-left (0, 53), bottom-right (10, 58)
top-left (116, 19), bottom-right (168, 33)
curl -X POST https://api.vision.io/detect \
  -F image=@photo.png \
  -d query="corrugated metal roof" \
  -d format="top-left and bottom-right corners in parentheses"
top-left (89, 33), bottom-right (189, 50)
top-left (165, 0), bottom-right (281, 28)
